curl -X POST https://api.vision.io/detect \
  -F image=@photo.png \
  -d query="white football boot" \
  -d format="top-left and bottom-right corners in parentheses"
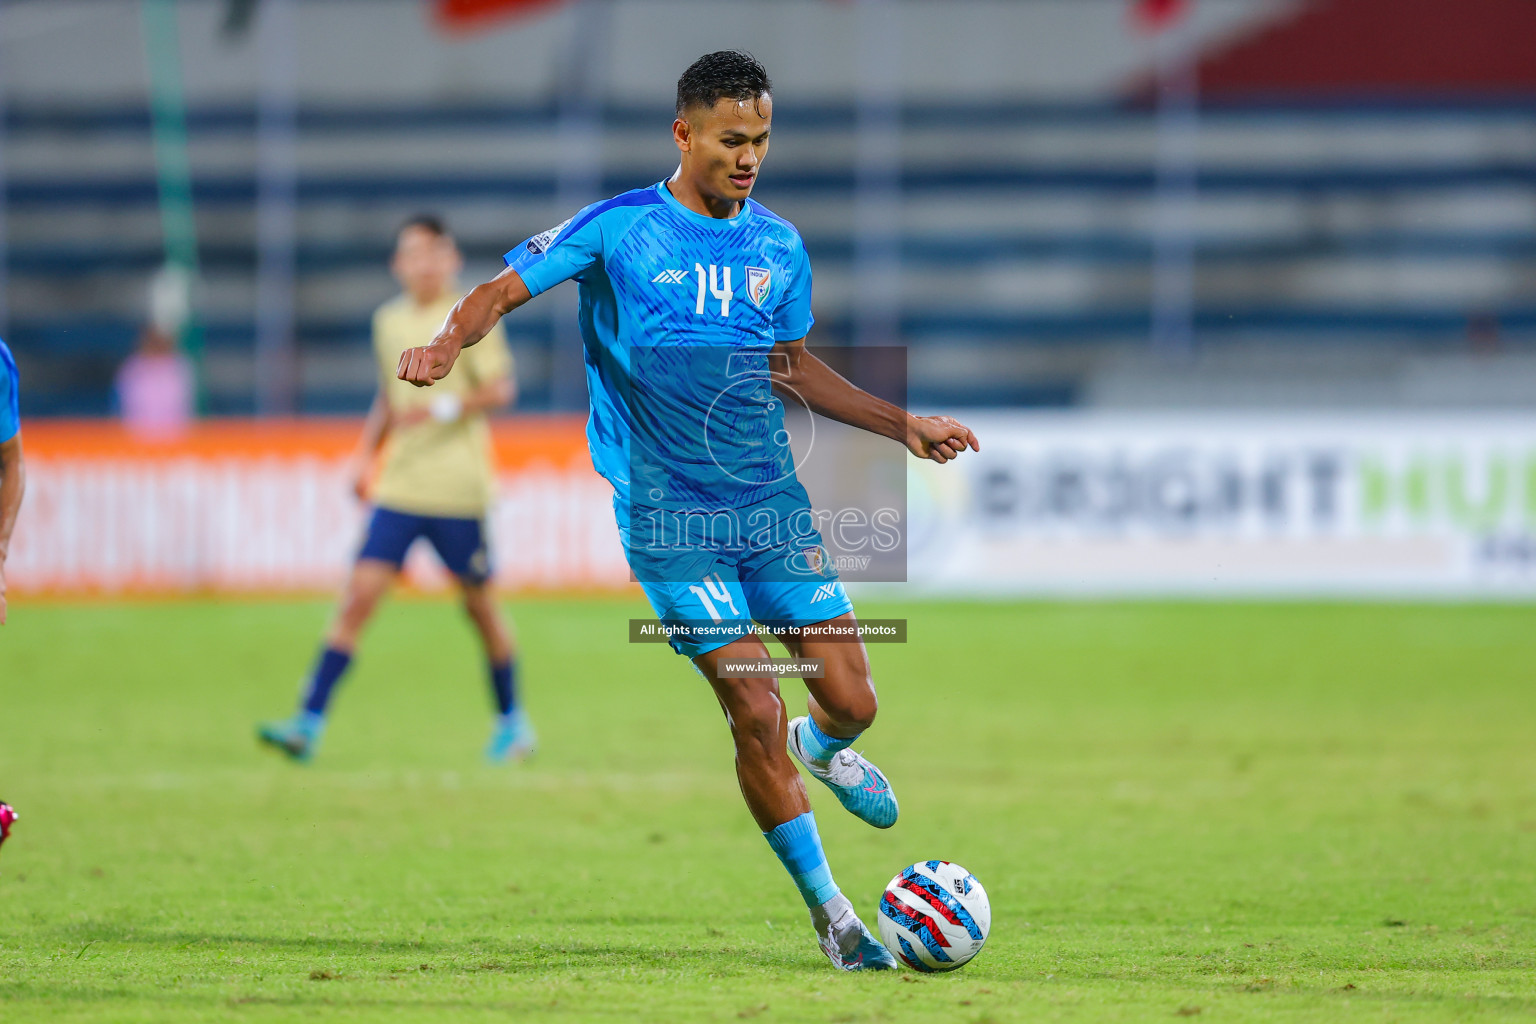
top-left (813, 893), bottom-right (898, 972)
top-left (787, 716), bottom-right (899, 829)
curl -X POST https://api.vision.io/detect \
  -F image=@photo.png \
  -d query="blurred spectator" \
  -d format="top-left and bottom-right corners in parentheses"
top-left (116, 326), bottom-right (194, 440)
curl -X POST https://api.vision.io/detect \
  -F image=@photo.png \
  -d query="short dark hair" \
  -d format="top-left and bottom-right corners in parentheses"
top-left (675, 50), bottom-right (772, 118)
top-left (398, 213), bottom-right (449, 239)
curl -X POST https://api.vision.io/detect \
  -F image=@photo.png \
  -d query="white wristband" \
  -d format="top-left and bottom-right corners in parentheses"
top-left (429, 394), bottom-right (463, 423)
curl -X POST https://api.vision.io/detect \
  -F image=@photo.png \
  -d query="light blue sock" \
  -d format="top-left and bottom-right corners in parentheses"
top-left (764, 811), bottom-right (840, 908)
top-left (799, 716), bottom-right (858, 765)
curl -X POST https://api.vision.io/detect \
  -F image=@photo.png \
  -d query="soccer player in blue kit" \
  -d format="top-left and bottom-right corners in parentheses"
top-left (397, 52), bottom-right (979, 971)
top-left (0, 336), bottom-right (24, 628)
top-left (1, 336), bottom-right (26, 851)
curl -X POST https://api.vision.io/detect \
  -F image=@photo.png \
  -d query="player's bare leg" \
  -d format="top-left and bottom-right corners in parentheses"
top-left (324, 558), bottom-right (396, 651)
top-left (786, 615), bottom-right (878, 739)
top-left (460, 580), bottom-right (535, 761)
top-left (781, 612), bottom-right (899, 828)
top-left (258, 559), bottom-right (396, 761)
top-left (460, 581), bottom-right (514, 664)
top-left (697, 634), bottom-right (809, 829)
top-left (695, 635), bottom-right (895, 971)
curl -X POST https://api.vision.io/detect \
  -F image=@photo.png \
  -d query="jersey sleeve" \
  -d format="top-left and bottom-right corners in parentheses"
top-left (503, 206), bottom-right (606, 297)
top-left (773, 239), bottom-right (815, 342)
top-left (0, 342), bottom-right (19, 444)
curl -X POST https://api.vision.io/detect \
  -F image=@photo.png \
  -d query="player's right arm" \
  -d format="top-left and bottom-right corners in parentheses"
top-left (397, 267), bottom-right (531, 388)
top-left (399, 202), bottom-right (615, 388)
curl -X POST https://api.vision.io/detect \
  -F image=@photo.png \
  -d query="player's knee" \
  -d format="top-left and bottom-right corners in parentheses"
top-left (826, 691), bottom-right (878, 734)
top-left (820, 659), bottom-right (878, 732)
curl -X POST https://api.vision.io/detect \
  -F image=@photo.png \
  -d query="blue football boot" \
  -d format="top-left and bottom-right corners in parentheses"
top-left (788, 716), bottom-right (899, 829)
top-left (818, 905), bottom-right (899, 972)
top-left (485, 709), bottom-right (537, 763)
top-left (256, 711), bottom-right (324, 763)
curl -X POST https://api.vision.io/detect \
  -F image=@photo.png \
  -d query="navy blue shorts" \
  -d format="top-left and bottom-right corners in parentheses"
top-left (357, 505), bottom-right (493, 584)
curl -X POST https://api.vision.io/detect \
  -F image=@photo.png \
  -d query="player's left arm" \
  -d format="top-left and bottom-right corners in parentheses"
top-left (770, 338), bottom-right (979, 463)
top-left (0, 434), bottom-right (26, 625)
top-left (346, 393), bottom-right (393, 501)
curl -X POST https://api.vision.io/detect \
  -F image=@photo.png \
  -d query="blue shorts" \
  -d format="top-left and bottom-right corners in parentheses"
top-left (617, 481), bottom-right (854, 659)
top-left (357, 505), bottom-right (493, 585)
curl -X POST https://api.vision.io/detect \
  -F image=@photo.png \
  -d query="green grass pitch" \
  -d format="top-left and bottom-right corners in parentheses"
top-left (1, 596), bottom-right (1533, 1022)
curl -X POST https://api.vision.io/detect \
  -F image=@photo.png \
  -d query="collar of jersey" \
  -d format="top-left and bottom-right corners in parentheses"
top-left (654, 180), bottom-right (754, 230)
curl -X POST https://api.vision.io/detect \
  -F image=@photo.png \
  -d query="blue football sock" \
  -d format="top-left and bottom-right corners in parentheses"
top-left (764, 811), bottom-right (840, 908)
top-left (300, 646), bottom-right (352, 716)
top-left (800, 716), bottom-right (858, 765)
top-left (490, 659), bottom-right (518, 717)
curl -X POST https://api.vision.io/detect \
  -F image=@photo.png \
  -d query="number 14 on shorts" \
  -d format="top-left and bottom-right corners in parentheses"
top-left (688, 573), bottom-right (740, 623)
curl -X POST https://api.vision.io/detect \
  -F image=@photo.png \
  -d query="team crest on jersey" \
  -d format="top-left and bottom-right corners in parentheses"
top-left (804, 546), bottom-right (824, 573)
top-left (746, 267), bottom-right (772, 307)
top-left (526, 217), bottom-right (571, 255)
top-left (801, 545), bottom-right (835, 579)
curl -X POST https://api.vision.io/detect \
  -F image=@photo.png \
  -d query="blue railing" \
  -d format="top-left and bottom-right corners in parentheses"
top-left (6, 98), bottom-right (1535, 414)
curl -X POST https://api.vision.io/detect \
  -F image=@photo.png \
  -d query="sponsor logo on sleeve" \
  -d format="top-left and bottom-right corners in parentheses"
top-left (526, 217), bottom-right (572, 255)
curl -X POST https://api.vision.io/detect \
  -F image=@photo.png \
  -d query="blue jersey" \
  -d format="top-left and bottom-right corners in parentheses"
top-left (504, 180), bottom-right (815, 511)
top-left (0, 339), bottom-right (18, 444)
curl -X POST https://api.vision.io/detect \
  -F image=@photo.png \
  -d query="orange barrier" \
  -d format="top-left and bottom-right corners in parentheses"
top-left (9, 417), bottom-right (631, 595)
top-left (19, 416), bottom-right (594, 464)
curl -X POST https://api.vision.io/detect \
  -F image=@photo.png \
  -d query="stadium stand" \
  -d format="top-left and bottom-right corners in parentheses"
top-left (4, 0), bottom-right (1535, 414)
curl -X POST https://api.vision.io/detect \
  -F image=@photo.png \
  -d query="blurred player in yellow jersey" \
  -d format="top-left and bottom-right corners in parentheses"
top-left (258, 215), bottom-right (534, 763)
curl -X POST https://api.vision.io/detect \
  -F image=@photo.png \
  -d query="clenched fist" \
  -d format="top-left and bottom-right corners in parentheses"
top-left (396, 342), bottom-right (460, 387)
top-left (905, 414), bottom-right (980, 464)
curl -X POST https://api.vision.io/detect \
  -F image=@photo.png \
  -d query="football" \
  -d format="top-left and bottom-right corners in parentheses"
top-left (876, 861), bottom-right (991, 972)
